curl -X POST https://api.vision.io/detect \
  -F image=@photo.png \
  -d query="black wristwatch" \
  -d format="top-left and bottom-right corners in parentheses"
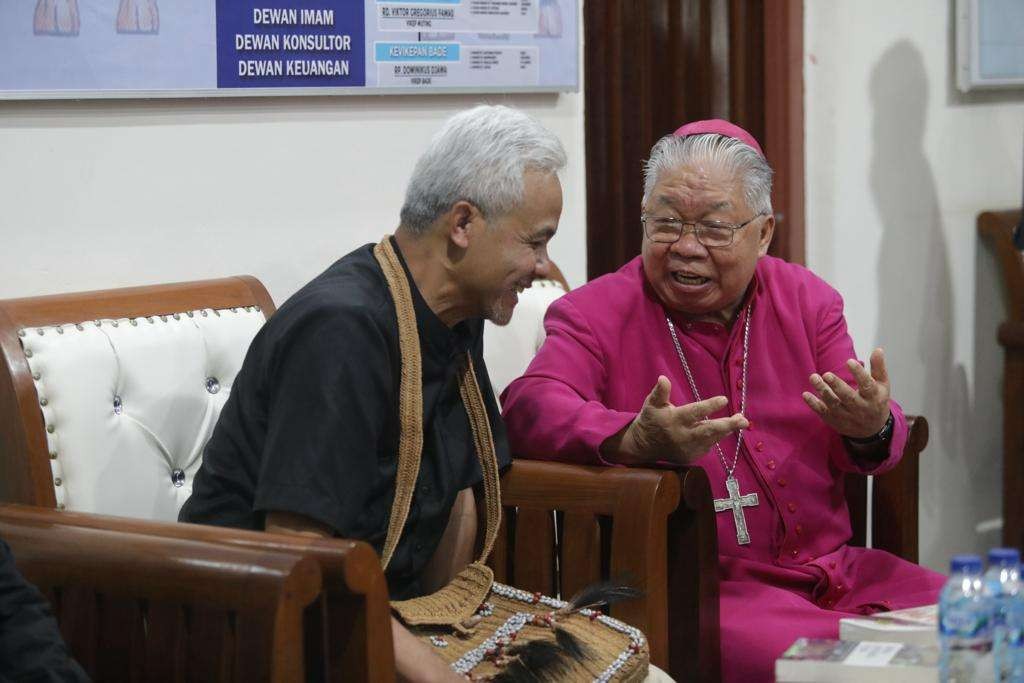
top-left (844, 412), bottom-right (895, 445)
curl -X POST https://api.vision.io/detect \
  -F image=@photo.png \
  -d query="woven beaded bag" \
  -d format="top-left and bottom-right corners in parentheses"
top-left (374, 238), bottom-right (648, 682)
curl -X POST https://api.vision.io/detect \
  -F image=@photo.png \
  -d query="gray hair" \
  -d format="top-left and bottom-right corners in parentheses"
top-left (642, 134), bottom-right (773, 215)
top-left (400, 105), bottom-right (567, 234)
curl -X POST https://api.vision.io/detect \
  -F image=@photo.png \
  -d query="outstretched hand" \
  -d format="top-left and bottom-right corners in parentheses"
top-left (619, 375), bottom-right (748, 465)
top-left (802, 348), bottom-right (891, 439)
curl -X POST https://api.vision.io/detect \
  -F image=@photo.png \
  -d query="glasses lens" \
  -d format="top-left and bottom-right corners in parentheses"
top-left (698, 222), bottom-right (734, 247)
top-left (646, 217), bottom-right (682, 243)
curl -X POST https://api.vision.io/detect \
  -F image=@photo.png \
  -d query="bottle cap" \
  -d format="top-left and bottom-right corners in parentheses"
top-left (951, 554), bottom-right (983, 574)
top-left (988, 547), bottom-right (1020, 566)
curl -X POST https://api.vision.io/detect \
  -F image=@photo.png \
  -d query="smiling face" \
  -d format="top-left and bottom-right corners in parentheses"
top-left (640, 161), bottom-right (773, 322)
top-left (464, 170), bottom-right (563, 325)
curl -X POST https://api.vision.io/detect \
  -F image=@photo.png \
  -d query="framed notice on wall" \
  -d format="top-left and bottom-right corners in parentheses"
top-left (956, 0), bottom-right (1024, 91)
top-left (0, 0), bottom-right (578, 99)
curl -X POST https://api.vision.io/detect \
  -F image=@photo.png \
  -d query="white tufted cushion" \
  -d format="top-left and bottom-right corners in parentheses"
top-left (18, 307), bottom-right (264, 521)
top-left (483, 279), bottom-right (567, 401)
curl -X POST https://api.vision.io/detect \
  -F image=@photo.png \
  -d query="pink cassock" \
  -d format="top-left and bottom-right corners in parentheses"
top-left (501, 255), bottom-right (945, 682)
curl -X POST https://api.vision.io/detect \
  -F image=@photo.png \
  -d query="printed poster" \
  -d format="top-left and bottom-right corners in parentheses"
top-left (0, 0), bottom-right (578, 98)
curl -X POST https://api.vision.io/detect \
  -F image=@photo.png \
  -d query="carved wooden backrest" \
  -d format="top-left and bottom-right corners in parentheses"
top-left (0, 504), bottom-right (320, 681)
top-left (0, 502), bottom-right (396, 682)
top-left (493, 461), bottom-right (680, 672)
top-left (979, 209), bottom-right (1024, 549)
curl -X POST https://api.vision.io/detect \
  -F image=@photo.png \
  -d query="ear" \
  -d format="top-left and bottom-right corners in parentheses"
top-left (756, 213), bottom-right (775, 257)
top-left (447, 201), bottom-right (479, 249)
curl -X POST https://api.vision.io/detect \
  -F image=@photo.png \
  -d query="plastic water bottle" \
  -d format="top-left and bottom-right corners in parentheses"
top-left (940, 554), bottom-right (994, 682)
top-left (1004, 564), bottom-right (1024, 682)
top-left (984, 548), bottom-right (1021, 681)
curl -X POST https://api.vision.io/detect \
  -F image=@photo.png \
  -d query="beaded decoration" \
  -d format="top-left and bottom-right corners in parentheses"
top-left (449, 582), bottom-right (647, 681)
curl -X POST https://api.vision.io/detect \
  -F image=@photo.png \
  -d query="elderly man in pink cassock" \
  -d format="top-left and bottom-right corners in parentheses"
top-left (501, 120), bottom-right (946, 681)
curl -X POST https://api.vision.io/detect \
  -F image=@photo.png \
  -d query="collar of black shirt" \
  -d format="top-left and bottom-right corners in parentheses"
top-left (387, 236), bottom-right (476, 360)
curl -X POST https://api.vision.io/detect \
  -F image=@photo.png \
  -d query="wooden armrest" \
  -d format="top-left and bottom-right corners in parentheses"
top-left (905, 414), bottom-right (929, 454)
top-left (0, 504), bottom-right (395, 683)
top-left (0, 510), bottom-right (321, 610)
top-left (500, 459), bottom-right (680, 516)
top-left (0, 276), bottom-right (275, 326)
top-left (0, 506), bottom-right (321, 681)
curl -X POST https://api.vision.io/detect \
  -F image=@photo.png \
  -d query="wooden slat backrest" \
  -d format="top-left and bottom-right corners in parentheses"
top-left (843, 415), bottom-right (927, 562)
top-left (511, 507), bottom-right (556, 594)
top-left (979, 210), bottom-right (1024, 549)
top-left (671, 466), bottom-right (721, 683)
top-left (490, 510), bottom-right (510, 585)
top-left (560, 511), bottom-right (603, 601)
top-left (0, 503), bottom-right (395, 682)
top-left (0, 506), bottom-right (320, 682)
top-left (1002, 318), bottom-right (1024, 550)
top-left (93, 596), bottom-right (142, 680)
top-left (0, 276), bottom-right (275, 507)
top-left (495, 460), bottom-right (680, 670)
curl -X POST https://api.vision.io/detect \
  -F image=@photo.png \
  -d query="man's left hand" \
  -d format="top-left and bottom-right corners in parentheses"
top-left (802, 348), bottom-right (891, 439)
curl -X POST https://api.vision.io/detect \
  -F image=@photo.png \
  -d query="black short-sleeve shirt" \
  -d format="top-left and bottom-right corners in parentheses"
top-left (179, 239), bottom-right (511, 599)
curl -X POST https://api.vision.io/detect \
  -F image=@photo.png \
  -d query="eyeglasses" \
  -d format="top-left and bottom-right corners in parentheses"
top-left (641, 213), bottom-right (764, 248)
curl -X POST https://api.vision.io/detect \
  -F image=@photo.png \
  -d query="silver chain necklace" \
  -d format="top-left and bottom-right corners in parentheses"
top-left (666, 305), bottom-right (759, 545)
top-left (665, 305), bottom-right (752, 478)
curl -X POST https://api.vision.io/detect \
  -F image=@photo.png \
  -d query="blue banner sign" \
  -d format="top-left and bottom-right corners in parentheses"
top-left (0, 0), bottom-right (578, 98)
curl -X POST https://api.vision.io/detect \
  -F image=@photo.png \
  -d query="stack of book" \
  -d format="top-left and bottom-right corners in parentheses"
top-left (776, 605), bottom-right (939, 682)
top-left (775, 638), bottom-right (938, 682)
top-left (838, 604), bottom-right (938, 648)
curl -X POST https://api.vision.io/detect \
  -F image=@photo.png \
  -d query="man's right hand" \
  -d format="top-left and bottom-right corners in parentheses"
top-left (392, 617), bottom-right (465, 682)
top-left (603, 375), bottom-right (748, 466)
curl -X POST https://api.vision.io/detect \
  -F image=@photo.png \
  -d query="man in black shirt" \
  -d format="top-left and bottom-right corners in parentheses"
top-left (179, 105), bottom-right (565, 682)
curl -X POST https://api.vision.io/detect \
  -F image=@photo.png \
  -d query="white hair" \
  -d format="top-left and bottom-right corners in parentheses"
top-left (400, 105), bottom-right (567, 234)
top-left (642, 133), bottom-right (774, 215)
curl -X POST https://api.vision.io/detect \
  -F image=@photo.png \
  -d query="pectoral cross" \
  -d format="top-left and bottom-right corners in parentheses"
top-left (713, 475), bottom-right (758, 545)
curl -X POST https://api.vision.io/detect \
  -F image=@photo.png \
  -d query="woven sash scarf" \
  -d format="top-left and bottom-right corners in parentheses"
top-left (372, 236), bottom-right (649, 681)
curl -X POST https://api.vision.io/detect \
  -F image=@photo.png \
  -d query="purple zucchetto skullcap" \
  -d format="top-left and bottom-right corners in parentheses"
top-left (673, 119), bottom-right (764, 158)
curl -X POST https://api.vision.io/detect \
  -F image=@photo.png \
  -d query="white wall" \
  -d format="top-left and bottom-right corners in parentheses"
top-left (806, 0), bottom-right (1024, 571)
top-left (0, 92), bottom-right (587, 301)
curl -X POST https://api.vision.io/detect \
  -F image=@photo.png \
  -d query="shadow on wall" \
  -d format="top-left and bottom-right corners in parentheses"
top-left (870, 40), bottom-right (987, 571)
